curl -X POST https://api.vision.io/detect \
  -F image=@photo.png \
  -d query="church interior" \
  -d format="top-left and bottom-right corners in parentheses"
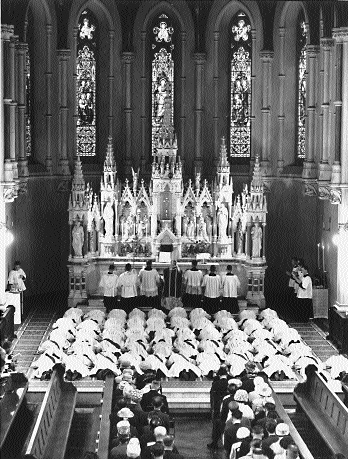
top-left (1, 1), bottom-right (348, 458)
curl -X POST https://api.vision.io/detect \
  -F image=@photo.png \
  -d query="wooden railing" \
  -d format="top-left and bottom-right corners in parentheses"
top-left (23, 365), bottom-right (77, 459)
top-left (294, 370), bottom-right (348, 455)
top-left (96, 374), bottom-right (114, 459)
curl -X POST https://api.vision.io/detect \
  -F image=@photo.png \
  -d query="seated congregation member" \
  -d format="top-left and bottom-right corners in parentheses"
top-left (147, 396), bottom-right (170, 432)
top-left (183, 260), bottom-right (203, 309)
top-left (99, 264), bottom-right (118, 313)
top-left (202, 265), bottom-right (222, 315)
top-left (223, 406), bottom-right (251, 457)
top-left (222, 265), bottom-right (241, 314)
top-left (139, 417), bottom-right (163, 458)
top-left (109, 420), bottom-right (131, 459)
top-left (210, 366), bottom-right (229, 419)
top-left (149, 442), bottom-right (165, 459)
top-left (229, 426), bottom-right (251, 459)
top-left (220, 379), bottom-right (243, 427)
top-left (110, 407), bottom-right (138, 447)
top-left (261, 420), bottom-right (279, 448)
top-left (141, 380), bottom-right (169, 414)
top-left (117, 263), bottom-right (139, 313)
top-left (163, 435), bottom-right (184, 459)
top-left (138, 260), bottom-right (161, 309)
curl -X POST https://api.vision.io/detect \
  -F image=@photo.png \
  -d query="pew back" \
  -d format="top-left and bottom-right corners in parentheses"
top-left (96, 374), bottom-right (114, 459)
top-left (24, 367), bottom-right (77, 459)
top-left (294, 371), bottom-right (348, 455)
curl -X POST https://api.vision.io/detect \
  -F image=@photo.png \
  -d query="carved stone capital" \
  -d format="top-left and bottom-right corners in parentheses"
top-left (57, 49), bottom-right (71, 60)
top-left (279, 27), bottom-right (285, 38)
top-left (320, 38), bottom-right (334, 49)
top-left (333, 28), bottom-right (348, 42)
top-left (18, 179), bottom-right (28, 195)
top-left (2, 182), bottom-right (18, 202)
top-left (306, 45), bottom-right (320, 57)
top-left (213, 31), bottom-right (220, 41)
top-left (193, 52), bottom-right (206, 64)
top-left (122, 52), bottom-right (135, 63)
top-left (329, 187), bottom-right (342, 204)
top-left (15, 42), bottom-right (28, 53)
top-left (303, 180), bottom-right (318, 197)
top-left (2, 24), bottom-right (14, 40)
top-left (318, 185), bottom-right (330, 200)
top-left (259, 50), bottom-right (274, 61)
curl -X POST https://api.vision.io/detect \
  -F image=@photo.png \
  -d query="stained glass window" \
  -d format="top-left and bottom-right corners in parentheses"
top-left (151, 14), bottom-right (175, 157)
top-left (76, 10), bottom-right (97, 156)
top-left (296, 13), bottom-right (307, 159)
top-left (25, 50), bottom-right (32, 157)
top-left (230, 12), bottom-right (252, 158)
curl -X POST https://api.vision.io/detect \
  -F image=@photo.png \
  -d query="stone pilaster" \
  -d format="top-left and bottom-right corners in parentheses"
top-left (213, 31), bottom-right (219, 164)
top-left (57, 49), bottom-right (71, 176)
top-left (122, 51), bottom-right (135, 174)
top-left (179, 32), bottom-right (187, 161)
top-left (318, 38), bottom-right (334, 182)
top-left (277, 28), bottom-right (285, 174)
top-left (140, 31), bottom-right (147, 173)
top-left (260, 51), bottom-right (273, 175)
top-left (15, 42), bottom-right (29, 178)
top-left (193, 52), bottom-right (206, 173)
top-left (302, 45), bottom-right (319, 179)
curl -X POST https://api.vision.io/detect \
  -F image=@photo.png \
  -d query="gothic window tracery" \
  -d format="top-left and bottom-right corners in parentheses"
top-left (296, 12), bottom-right (307, 159)
top-left (230, 11), bottom-right (252, 158)
top-left (151, 14), bottom-right (175, 156)
top-left (25, 50), bottom-right (32, 157)
top-left (76, 9), bottom-right (97, 156)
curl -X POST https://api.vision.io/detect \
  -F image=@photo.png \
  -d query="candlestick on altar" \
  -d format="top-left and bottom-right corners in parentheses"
top-left (322, 243), bottom-right (325, 272)
top-left (317, 243), bottom-right (320, 269)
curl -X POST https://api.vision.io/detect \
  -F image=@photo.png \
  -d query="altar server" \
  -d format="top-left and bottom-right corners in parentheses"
top-left (117, 263), bottom-right (139, 313)
top-left (8, 261), bottom-right (26, 291)
top-left (222, 265), bottom-right (241, 314)
top-left (202, 265), bottom-right (222, 315)
top-left (294, 265), bottom-right (313, 322)
top-left (99, 264), bottom-right (119, 313)
top-left (183, 260), bottom-right (203, 309)
top-left (138, 260), bottom-right (161, 308)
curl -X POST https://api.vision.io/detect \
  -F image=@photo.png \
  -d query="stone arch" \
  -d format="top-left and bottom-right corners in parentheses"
top-left (273, 1), bottom-right (311, 168)
top-left (204, 0), bottom-right (264, 166)
top-left (66, 0), bottom-right (123, 165)
top-left (132, 1), bottom-right (195, 168)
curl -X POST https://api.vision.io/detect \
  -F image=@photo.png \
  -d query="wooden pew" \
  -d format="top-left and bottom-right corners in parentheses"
top-left (0, 305), bottom-right (15, 345)
top-left (0, 373), bottom-right (30, 458)
top-left (95, 374), bottom-right (114, 459)
top-left (294, 370), bottom-right (348, 455)
top-left (271, 387), bottom-right (315, 459)
top-left (23, 365), bottom-right (77, 459)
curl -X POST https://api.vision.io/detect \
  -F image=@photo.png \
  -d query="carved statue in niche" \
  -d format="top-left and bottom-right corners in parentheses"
top-left (126, 215), bottom-right (135, 239)
top-left (251, 221), bottom-right (263, 258)
top-left (137, 218), bottom-right (144, 238)
top-left (103, 201), bottom-right (114, 239)
top-left (90, 220), bottom-right (97, 253)
top-left (121, 215), bottom-right (128, 241)
top-left (154, 78), bottom-right (168, 121)
top-left (237, 221), bottom-right (244, 255)
top-left (198, 216), bottom-right (209, 242)
top-left (218, 203), bottom-right (228, 239)
top-left (187, 218), bottom-right (195, 239)
top-left (205, 214), bottom-right (212, 238)
top-left (72, 220), bottom-right (84, 257)
top-left (182, 215), bottom-right (188, 237)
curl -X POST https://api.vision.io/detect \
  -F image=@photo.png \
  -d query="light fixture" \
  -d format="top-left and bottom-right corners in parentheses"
top-left (0, 223), bottom-right (14, 246)
top-left (332, 233), bottom-right (339, 246)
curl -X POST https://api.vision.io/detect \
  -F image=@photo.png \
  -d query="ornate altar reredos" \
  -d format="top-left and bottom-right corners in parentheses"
top-left (67, 132), bottom-right (268, 308)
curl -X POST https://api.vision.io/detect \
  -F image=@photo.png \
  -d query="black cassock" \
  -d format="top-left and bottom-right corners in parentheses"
top-left (163, 267), bottom-right (183, 298)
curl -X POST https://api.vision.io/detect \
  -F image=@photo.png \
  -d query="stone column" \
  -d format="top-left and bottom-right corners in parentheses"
top-left (260, 51), bottom-right (274, 175)
top-left (45, 25), bottom-right (53, 173)
top-left (262, 222), bottom-right (266, 260)
top-left (245, 222), bottom-right (251, 259)
top-left (72, 28), bottom-right (78, 156)
top-left (193, 52), bottom-right (206, 173)
top-left (319, 38), bottom-right (334, 181)
top-left (213, 32), bottom-right (219, 164)
top-left (140, 31), bottom-right (147, 173)
top-left (302, 45), bottom-right (319, 179)
top-left (250, 29), bottom-right (256, 162)
top-left (108, 31), bottom-right (115, 138)
top-left (15, 42), bottom-right (29, 177)
top-left (122, 51), bottom-right (135, 174)
top-left (179, 32), bottom-right (187, 161)
top-left (58, 50), bottom-right (71, 175)
top-left (277, 28), bottom-right (285, 174)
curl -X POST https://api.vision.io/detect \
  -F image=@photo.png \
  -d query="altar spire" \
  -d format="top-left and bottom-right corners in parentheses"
top-left (70, 155), bottom-right (87, 208)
